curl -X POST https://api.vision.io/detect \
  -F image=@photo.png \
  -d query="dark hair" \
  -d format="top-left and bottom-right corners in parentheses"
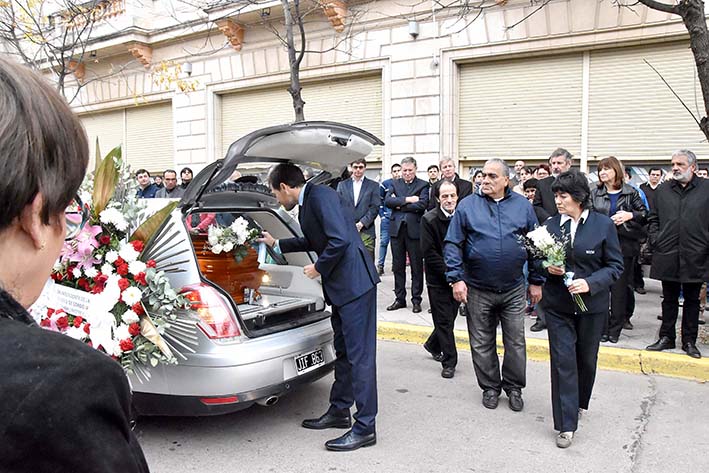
top-left (427, 164), bottom-right (439, 172)
top-left (700, 168), bottom-right (709, 174)
top-left (0, 58), bottom-right (88, 232)
top-left (351, 158), bottom-right (367, 167)
top-left (597, 156), bottom-right (624, 189)
top-left (551, 170), bottom-right (591, 208)
top-left (648, 167), bottom-right (662, 174)
top-left (180, 167), bottom-right (193, 175)
top-left (436, 179), bottom-right (457, 198)
top-left (536, 163), bottom-right (551, 173)
top-left (268, 163), bottom-right (306, 189)
top-left (522, 166), bottom-right (534, 175)
top-left (523, 178), bottom-right (538, 190)
top-left (391, 163), bottom-right (401, 171)
top-left (135, 169), bottom-right (150, 177)
top-left (472, 170), bottom-right (483, 179)
top-left (163, 169), bottom-right (177, 177)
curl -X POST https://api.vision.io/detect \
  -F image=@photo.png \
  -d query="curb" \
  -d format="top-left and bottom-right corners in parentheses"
top-left (377, 321), bottom-right (709, 383)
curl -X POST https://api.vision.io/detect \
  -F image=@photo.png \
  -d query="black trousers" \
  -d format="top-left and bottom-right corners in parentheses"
top-left (391, 231), bottom-right (424, 305)
top-left (424, 285), bottom-right (458, 368)
top-left (660, 281), bottom-right (702, 345)
top-left (546, 308), bottom-right (606, 433)
top-left (327, 287), bottom-right (378, 435)
top-left (606, 255), bottom-right (634, 338)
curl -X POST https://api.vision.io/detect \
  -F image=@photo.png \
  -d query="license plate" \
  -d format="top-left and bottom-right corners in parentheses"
top-left (295, 349), bottom-right (324, 375)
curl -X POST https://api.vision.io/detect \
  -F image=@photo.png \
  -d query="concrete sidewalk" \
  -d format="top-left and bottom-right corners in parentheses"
top-left (373, 267), bottom-right (709, 382)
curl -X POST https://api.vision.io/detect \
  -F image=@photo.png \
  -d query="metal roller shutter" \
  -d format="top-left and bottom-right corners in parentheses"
top-left (126, 102), bottom-right (174, 174)
top-left (588, 42), bottom-right (709, 161)
top-left (81, 109), bottom-right (124, 169)
top-left (221, 73), bottom-right (383, 161)
top-left (458, 54), bottom-right (583, 164)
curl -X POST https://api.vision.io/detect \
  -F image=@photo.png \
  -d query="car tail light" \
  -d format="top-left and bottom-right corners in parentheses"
top-left (181, 283), bottom-right (242, 340)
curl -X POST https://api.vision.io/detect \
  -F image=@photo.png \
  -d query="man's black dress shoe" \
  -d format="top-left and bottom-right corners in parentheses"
top-left (325, 430), bottom-right (376, 451)
top-left (683, 342), bottom-right (702, 359)
top-left (441, 367), bottom-right (455, 378)
top-left (302, 412), bottom-right (351, 430)
top-left (508, 390), bottom-right (524, 412)
top-left (646, 336), bottom-right (675, 352)
top-left (423, 343), bottom-right (444, 362)
top-left (482, 390), bottom-right (499, 409)
top-left (530, 319), bottom-right (546, 332)
top-left (412, 303), bottom-right (422, 313)
top-left (386, 301), bottom-right (406, 311)
top-left (623, 320), bottom-right (634, 330)
top-left (608, 335), bottom-right (619, 344)
top-left (600, 334), bottom-right (609, 342)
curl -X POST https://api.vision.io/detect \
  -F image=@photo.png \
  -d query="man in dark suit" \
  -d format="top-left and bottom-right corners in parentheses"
top-left (259, 163), bottom-right (380, 451)
top-left (337, 158), bottom-right (381, 261)
top-left (531, 147), bottom-right (573, 332)
top-left (427, 157), bottom-right (473, 210)
top-left (385, 156), bottom-right (429, 313)
top-left (421, 180), bottom-right (459, 378)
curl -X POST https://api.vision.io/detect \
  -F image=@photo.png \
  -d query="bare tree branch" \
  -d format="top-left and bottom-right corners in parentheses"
top-left (636, 0), bottom-right (679, 14)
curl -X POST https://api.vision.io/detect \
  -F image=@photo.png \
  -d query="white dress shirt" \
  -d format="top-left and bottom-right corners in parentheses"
top-left (352, 177), bottom-right (363, 206)
top-left (559, 209), bottom-right (590, 245)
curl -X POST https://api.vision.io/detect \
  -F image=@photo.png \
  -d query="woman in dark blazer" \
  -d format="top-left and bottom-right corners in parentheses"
top-left (541, 171), bottom-right (623, 449)
top-left (590, 156), bottom-right (647, 342)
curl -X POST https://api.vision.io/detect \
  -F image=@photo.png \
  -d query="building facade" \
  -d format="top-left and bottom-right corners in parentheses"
top-left (49, 0), bottom-right (709, 177)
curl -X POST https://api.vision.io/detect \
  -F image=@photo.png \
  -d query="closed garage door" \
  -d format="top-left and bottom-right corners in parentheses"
top-left (221, 73), bottom-right (383, 162)
top-left (458, 54), bottom-right (584, 165)
top-left (80, 102), bottom-right (173, 174)
top-left (588, 41), bottom-right (709, 161)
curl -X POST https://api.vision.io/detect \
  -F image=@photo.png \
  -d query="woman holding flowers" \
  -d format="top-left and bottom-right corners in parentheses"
top-left (0, 58), bottom-right (149, 471)
top-left (541, 171), bottom-right (623, 449)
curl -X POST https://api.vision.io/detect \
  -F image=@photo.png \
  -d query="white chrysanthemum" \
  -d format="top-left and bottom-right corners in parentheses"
top-left (528, 226), bottom-right (556, 250)
top-left (222, 242), bottom-right (234, 253)
top-left (105, 250), bottom-right (119, 263)
top-left (72, 267), bottom-right (82, 279)
top-left (121, 310), bottom-right (140, 324)
top-left (230, 217), bottom-right (249, 234)
top-left (122, 286), bottom-right (143, 306)
top-left (114, 323), bottom-right (131, 341)
top-left (207, 226), bottom-right (220, 246)
top-left (211, 243), bottom-right (223, 254)
top-left (119, 242), bottom-right (140, 263)
top-left (101, 263), bottom-right (114, 275)
top-left (100, 208), bottom-right (129, 232)
top-left (53, 261), bottom-right (63, 272)
top-left (66, 326), bottom-right (87, 341)
top-left (84, 267), bottom-right (99, 278)
top-left (128, 260), bottom-right (147, 276)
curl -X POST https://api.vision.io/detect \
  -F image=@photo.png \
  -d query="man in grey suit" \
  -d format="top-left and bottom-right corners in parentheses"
top-left (337, 158), bottom-right (381, 260)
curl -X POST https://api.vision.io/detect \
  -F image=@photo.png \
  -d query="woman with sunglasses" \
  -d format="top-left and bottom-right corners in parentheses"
top-left (0, 58), bottom-right (149, 471)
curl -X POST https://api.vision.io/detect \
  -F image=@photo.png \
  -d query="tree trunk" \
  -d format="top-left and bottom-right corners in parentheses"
top-left (281, 0), bottom-right (305, 121)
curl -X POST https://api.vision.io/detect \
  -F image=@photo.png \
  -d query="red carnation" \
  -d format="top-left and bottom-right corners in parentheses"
top-left (146, 260), bottom-right (156, 269)
top-left (83, 323), bottom-right (91, 334)
top-left (118, 278), bottom-right (131, 292)
top-left (66, 266), bottom-right (76, 280)
top-left (47, 308), bottom-right (55, 317)
top-left (128, 323), bottom-right (141, 336)
top-left (131, 240), bottom-right (145, 252)
top-left (116, 264), bottom-right (129, 276)
top-left (114, 257), bottom-right (125, 267)
top-left (132, 302), bottom-right (145, 315)
top-left (40, 318), bottom-right (51, 328)
top-left (119, 339), bottom-right (134, 352)
top-left (73, 316), bottom-right (84, 328)
top-left (50, 272), bottom-right (62, 282)
top-left (99, 234), bottom-right (111, 245)
top-left (134, 272), bottom-right (147, 286)
top-left (55, 316), bottom-right (69, 330)
top-left (77, 278), bottom-right (90, 291)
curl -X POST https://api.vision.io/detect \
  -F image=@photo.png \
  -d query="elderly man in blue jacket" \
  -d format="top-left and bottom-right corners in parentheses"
top-left (444, 158), bottom-right (544, 412)
top-left (259, 163), bottom-right (380, 452)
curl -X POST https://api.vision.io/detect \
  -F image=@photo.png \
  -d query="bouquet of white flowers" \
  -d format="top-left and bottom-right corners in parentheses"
top-left (520, 226), bottom-right (587, 312)
top-left (206, 217), bottom-right (261, 262)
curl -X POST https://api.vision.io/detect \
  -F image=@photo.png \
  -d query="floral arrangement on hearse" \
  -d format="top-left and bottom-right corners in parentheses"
top-left (32, 144), bottom-right (195, 375)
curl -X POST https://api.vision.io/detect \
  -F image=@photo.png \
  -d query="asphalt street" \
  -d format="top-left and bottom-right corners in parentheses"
top-left (137, 339), bottom-right (708, 473)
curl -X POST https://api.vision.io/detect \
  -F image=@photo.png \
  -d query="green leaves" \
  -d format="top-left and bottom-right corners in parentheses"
top-left (130, 201), bottom-right (178, 247)
top-left (91, 144), bottom-right (122, 218)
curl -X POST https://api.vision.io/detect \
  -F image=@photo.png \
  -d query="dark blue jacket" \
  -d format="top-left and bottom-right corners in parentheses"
top-left (336, 177), bottom-right (381, 238)
top-left (444, 189), bottom-right (543, 292)
top-left (279, 184), bottom-right (380, 307)
top-left (136, 183), bottom-right (159, 198)
top-left (379, 178), bottom-right (395, 219)
top-left (541, 211), bottom-right (623, 314)
top-left (385, 177), bottom-right (429, 240)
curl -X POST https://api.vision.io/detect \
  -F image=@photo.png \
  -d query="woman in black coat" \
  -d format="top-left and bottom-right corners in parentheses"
top-left (541, 171), bottom-right (623, 448)
top-left (590, 156), bottom-right (647, 343)
top-left (0, 58), bottom-right (149, 472)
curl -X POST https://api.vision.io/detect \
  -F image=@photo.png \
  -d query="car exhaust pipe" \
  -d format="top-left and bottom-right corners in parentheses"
top-left (257, 395), bottom-right (279, 407)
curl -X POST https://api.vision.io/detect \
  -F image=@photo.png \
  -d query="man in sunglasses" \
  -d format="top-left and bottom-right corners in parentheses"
top-left (336, 159), bottom-right (380, 261)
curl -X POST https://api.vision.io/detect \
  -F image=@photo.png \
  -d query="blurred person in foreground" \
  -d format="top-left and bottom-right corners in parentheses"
top-left (541, 171), bottom-right (623, 448)
top-left (0, 57), bottom-right (149, 472)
